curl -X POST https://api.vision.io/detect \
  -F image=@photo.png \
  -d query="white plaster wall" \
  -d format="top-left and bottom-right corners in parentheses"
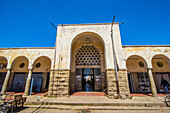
top-left (55, 23), bottom-right (126, 70)
top-left (0, 48), bottom-right (55, 70)
top-left (123, 46), bottom-right (170, 68)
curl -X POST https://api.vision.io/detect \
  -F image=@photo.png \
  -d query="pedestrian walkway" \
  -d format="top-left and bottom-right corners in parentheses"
top-left (12, 107), bottom-right (170, 113)
top-left (24, 94), bottom-right (168, 108)
top-left (6, 92), bottom-right (45, 96)
top-left (2, 92), bottom-right (169, 110)
top-left (130, 93), bottom-right (167, 97)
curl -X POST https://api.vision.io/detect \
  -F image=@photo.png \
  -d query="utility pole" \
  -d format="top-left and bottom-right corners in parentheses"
top-left (110, 16), bottom-right (120, 97)
top-left (51, 22), bottom-right (57, 70)
top-left (50, 22), bottom-right (57, 97)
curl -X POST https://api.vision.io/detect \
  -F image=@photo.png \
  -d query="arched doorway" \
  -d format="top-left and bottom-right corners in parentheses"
top-left (32, 56), bottom-right (51, 93)
top-left (151, 54), bottom-right (170, 93)
top-left (75, 45), bottom-right (101, 91)
top-left (0, 56), bottom-right (8, 92)
top-left (126, 55), bottom-right (150, 93)
top-left (70, 32), bottom-right (105, 94)
top-left (10, 56), bottom-right (29, 92)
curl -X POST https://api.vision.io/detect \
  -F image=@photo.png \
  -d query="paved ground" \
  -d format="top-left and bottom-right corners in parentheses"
top-left (1, 92), bottom-right (169, 112)
top-left (13, 108), bottom-right (170, 113)
top-left (130, 93), bottom-right (167, 97)
top-left (6, 92), bottom-right (45, 96)
top-left (24, 95), bottom-right (167, 105)
top-left (2, 93), bottom-right (169, 107)
top-left (5, 92), bottom-right (168, 97)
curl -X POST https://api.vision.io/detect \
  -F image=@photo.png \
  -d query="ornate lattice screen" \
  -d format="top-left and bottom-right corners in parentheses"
top-left (76, 45), bottom-right (101, 65)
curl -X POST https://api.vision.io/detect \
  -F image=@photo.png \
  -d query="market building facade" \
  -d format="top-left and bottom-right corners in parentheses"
top-left (0, 23), bottom-right (170, 98)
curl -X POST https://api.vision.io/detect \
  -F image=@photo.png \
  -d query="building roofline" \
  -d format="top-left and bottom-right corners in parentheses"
top-left (57, 23), bottom-right (119, 26)
top-left (123, 45), bottom-right (170, 47)
top-left (0, 47), bottom-right (55, 50)
top-left (1, 45), bottom-right (170, 50)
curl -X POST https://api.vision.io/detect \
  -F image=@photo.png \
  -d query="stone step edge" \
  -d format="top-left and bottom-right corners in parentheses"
top-left (23, 105), bottom-right (170, 110)
top-left (24, 102), bottom-right (167, 107)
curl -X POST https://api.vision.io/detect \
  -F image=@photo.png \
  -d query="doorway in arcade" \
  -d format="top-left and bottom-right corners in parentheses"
top-left (0, 72), bottom-right (6, 92)
top-left (76, 68), bottom-right (101, 92)
top-left (30, 72), bottom-right (50, 93)
top-left (10, 72), bottom-right (50, 93)
top-left (11, 73), bottom-right (27, 92)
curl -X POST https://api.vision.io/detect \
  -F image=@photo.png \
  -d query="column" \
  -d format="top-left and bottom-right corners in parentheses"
top-left (24, 68), bottom-right (33, 96)
top-left (1, 69), bottom-right (11, 95)
top-left (148, 68), bottom-right (157, 97)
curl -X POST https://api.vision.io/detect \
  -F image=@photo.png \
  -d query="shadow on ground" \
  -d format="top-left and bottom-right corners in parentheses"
top-left (12, 107), bottom-right (29, 113)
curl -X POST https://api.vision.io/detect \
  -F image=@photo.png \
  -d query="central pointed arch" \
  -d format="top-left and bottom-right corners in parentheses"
top-left (70, 32), bottom-right (106, 94)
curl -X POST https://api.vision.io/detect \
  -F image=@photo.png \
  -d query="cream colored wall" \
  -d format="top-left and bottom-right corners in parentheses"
top-left (126, 57), bottom-right (147, 72)
top-left (152, 58), bottom-right (170, 72)
top-left (124, 46), bottom-right (170, 69)
top-left (55, 23), bottom-right (126, 70)
top-left (125, 46), bottom-right (170, 93)
top-left (0, 48), bottom-right (54, 92)
top-left (11, 57), bottom-right (29, 72)
top-left (33, 57), bottom-right (51, 72)
top-left (0, 48), bottom-right (55, 70)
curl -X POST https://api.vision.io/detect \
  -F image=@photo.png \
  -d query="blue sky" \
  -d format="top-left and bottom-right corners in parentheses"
top-left (0, 0), bottom-right (170, 48)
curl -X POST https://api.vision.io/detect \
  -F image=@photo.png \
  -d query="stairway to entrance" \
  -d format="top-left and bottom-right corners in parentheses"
top-left (71, 92), bottom-right (106, 96)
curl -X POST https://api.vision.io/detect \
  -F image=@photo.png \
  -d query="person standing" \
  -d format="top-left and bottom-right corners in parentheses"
top-left (160, 77), bottom-right (170, 94)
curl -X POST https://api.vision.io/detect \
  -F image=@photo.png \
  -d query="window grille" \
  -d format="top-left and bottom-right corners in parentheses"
top-left (75, 45), bottom-right (101, 65)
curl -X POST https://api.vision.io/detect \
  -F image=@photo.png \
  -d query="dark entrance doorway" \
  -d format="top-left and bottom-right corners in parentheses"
top-left (31, 72), bottom-right (43, 93)
top-left (11, 73), bottom-right (26, 92)
top-left (82, 68), bottom-right (94, 91)
top-left (0, 72), bottom-right (6, 92)
top-left (75, 68), bottom-right (102, 92)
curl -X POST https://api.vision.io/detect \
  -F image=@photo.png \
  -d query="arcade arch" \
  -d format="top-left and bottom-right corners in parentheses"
top-left (0, 56), bottom-right (8, 92)
top-left (31, 56), bottom-right (51, 93)
top-left (70, 32), bottom-right (106, 94)
top-left (10, 56), bottom-right (29, 92)
top-left (151, 54), bottom-right (170, 93)
top-left (126, 55), bottom-right (151, 93)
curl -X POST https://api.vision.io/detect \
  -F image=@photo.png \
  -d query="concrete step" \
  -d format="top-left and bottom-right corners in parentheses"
top-left (23, 105), bottom-right (170, 110)
top-left (25, 101), bottom-right (167, 107)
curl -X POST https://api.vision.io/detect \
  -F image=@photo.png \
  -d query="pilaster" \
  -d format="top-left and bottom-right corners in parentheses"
top-left (148, 68), bottom-right (157, 97)
top-left (106, 69), bottom-right (130, 98)
top-left (24, 68), bottom-right (33, 96)
top-left (1, 68), bottom-right (11, 95)
top-left (48, 69), bottom-right (70, 97)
